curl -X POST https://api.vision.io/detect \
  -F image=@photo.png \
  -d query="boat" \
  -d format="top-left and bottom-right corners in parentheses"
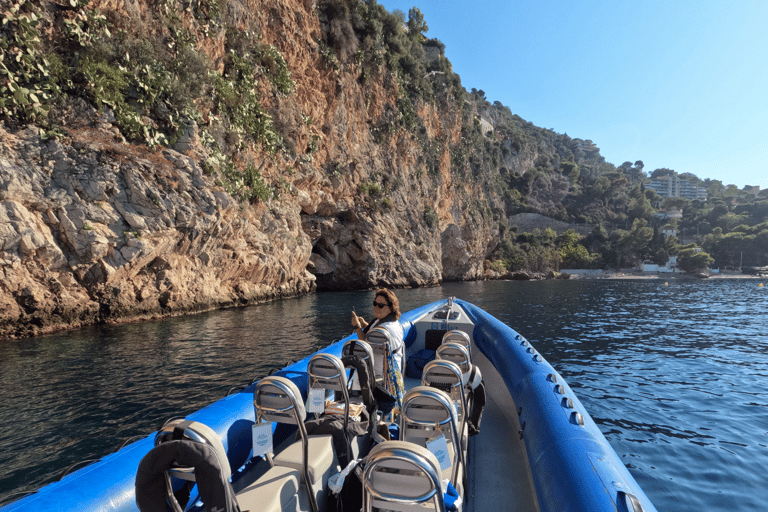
top-left (0, 298), bottom-right (657, 512)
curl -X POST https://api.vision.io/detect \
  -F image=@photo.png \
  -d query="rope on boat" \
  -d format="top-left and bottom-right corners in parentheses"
top-left (57, 459), bottom-right (101, 480)
top-left (117, 435), bottom-right (144, 450)
top-left (0, 489), bottom-right (38, 507)
top-left (226, 385), bottom-right (244, 396)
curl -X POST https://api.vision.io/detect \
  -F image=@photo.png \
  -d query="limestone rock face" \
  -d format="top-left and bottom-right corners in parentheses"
top-left (0, 0), bottom-right (504, 338)
top-left (0, 124), bottom-right (315, 338)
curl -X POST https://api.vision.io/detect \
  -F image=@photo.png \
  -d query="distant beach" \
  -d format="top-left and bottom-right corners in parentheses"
top-left (571, 271), bottom-right (765, 280)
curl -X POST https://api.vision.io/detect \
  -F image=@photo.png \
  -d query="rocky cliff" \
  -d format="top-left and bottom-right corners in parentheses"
top-left (0, 0), bottom-right (606, 339)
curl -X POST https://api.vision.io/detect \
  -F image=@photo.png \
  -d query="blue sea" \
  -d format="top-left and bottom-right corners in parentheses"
top-left (1, 279), bottom-right (766, 510)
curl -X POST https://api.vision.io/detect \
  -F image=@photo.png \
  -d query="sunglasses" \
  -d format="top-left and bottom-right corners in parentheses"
top-left (373, 301), bottom-right (390, 309)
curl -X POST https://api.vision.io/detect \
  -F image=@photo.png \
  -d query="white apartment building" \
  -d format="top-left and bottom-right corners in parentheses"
top-left (647, 175), bottom-right (707, 200)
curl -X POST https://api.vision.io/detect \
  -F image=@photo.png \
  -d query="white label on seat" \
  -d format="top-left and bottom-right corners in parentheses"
top-left (252, 422), bottom-right (273, 457)
top-left (308, 387), bottom-right (326, 413)
top-left (426, 434), bottom-right (451, 471)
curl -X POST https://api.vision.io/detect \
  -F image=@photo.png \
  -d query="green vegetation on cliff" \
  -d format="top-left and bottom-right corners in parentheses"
top-left (3, 0), bottom-right (766, 279)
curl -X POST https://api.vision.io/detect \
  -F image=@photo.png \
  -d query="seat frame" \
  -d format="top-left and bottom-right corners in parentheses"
top-left (254, 376), bottom-right (319, 512)
top-left (150, 419), bottom-right (233, 512)
top-left (307, 353), bottom-right (353, 464)
top-left (362, 440), bottom-right (446, 512)
top-left (400, 386), bottom-right (467, 489)
top-left (422, 358), bottom-right (470, 446)
top-left (436, 341), bottom-right (472, 376)
top-left (342, 338), bottom-right (376, 398)
top-left (442, 330), bottom-right (472, 359)
top-left (364, 327), bottom-right (391, 382)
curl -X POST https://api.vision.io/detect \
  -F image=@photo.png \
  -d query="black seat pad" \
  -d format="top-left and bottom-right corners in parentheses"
top-left (135, 439), bottom-right (240, 512)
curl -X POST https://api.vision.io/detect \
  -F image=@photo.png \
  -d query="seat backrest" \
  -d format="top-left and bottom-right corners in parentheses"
top-left (139, 420), bottom-right (236, 512)
top-left (253, 376), bottom-right (318, 512)
top-left (253, 375), bottom-right (307, 425)
top-left (362, 440), bottom-right (445, 512)
top-left (307, 353), bottom-right (353, 462)
top-left (308, 353), bottom-right (348, 394)
top-left (436, 341), bottom-right (472, 377)
top-left (364, 327), bottom-right (391, 380)
top-left (343, 338), bottom-right (375, 362)
top-left (365, 327), bottom-right (390, 354)
top-left (442, 330), bottom-right (472, 358)
top-left (422, 358), bottom-right (470, 436)
top-left (342, 356), bottom-right (375, 414)
top-left (154, 419), bottom-right (231, 479)
top-left (421, 359), bottom-right (464, 401)
top-left (400, 386), bottom-right (465, 487)
top-left (342, 339), bottom-right (375, 382)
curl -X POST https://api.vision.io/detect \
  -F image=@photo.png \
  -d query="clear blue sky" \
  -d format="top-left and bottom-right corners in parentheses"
top-left (378, 0), bottom-right (768, 189)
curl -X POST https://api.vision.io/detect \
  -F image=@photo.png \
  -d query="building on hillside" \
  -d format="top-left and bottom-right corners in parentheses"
top-left (661, 227), bottom-right (678, 238)
top-left (641, 256), bottom-right (678, 273)
top-left (647, 175), bottom-right (707, 200)
top-left (655, 208), bottom-right (683, 220)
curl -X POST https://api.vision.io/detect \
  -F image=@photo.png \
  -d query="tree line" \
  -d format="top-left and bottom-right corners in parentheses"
top-left (489, 162), bottom-right (768, 274)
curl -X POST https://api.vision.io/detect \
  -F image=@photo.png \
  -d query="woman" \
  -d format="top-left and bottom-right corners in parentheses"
top-left (350, 288), bottom-right (405, 373)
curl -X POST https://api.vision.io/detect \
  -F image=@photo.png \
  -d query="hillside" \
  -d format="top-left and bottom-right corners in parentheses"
top-left (4, 0), bottom-right (764, 339)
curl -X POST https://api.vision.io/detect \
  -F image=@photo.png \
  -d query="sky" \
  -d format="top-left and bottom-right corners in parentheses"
top-left (378, 0), bottom-right (768, 189)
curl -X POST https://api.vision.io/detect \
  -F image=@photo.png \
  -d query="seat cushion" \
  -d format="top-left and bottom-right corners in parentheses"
top-left (236, 465), bottom-right (300, 512)
top-left (273, 434), bottom-right (337, 484)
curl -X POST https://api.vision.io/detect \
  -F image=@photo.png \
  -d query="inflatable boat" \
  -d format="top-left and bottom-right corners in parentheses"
top-left (0, 298), bottom-right (657, 512)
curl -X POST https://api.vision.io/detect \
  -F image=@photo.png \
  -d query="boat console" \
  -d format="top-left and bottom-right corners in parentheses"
top-left (408, 297), bottom-right (476, 354)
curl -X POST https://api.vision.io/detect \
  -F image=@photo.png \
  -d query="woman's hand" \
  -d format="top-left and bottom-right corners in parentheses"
top-left (350, 311), bottom-right (362, 329)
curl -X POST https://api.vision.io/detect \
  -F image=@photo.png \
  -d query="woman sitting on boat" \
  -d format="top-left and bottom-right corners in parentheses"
top-left (350, 288), bottom-right (405, 372)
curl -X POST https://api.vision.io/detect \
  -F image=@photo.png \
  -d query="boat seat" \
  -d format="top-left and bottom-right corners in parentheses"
top-left (273, 430), bottom-right (338, 496)
top-left (236, 465), bottom-right (302, 512)
top-left (400, 386), bottom-right (466, 490)
top-left (436, 342), bottom-right (472, 380)
top-left (307, 353), bottom-right (355, 463)
top-left (362, 440), bottom-right (446, 512)
top-left (342, 339), bottom-right (376, 408)
top-left (364, 327), bottom-right (390, 382)
top-left (342, 338), bottom-right (375, 370)
top-left (136, 419), bottom-right (238, 512)
top-left (442, 330), bottom-right (472, 359)
top-left (154, 419), bottom-right (232, 479)
top-left (422, 359), bottom-right (470, 430)
top-left (254, 376), bottom-right (337, 512)
top-left (421, 359), bottom-right (464, 394)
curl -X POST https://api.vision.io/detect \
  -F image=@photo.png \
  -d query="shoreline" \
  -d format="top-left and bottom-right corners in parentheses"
top-left (3, 273), bottom-right (764, 340)
top-left (569, 272), bottom-right (766, 280)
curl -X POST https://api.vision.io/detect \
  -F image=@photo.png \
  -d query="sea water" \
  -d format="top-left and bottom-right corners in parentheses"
top-left (1, 279), bottom-right (766, 510)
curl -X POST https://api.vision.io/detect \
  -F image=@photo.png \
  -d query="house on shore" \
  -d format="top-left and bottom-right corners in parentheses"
top-left (641, 256), bottom-right (678, 273)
